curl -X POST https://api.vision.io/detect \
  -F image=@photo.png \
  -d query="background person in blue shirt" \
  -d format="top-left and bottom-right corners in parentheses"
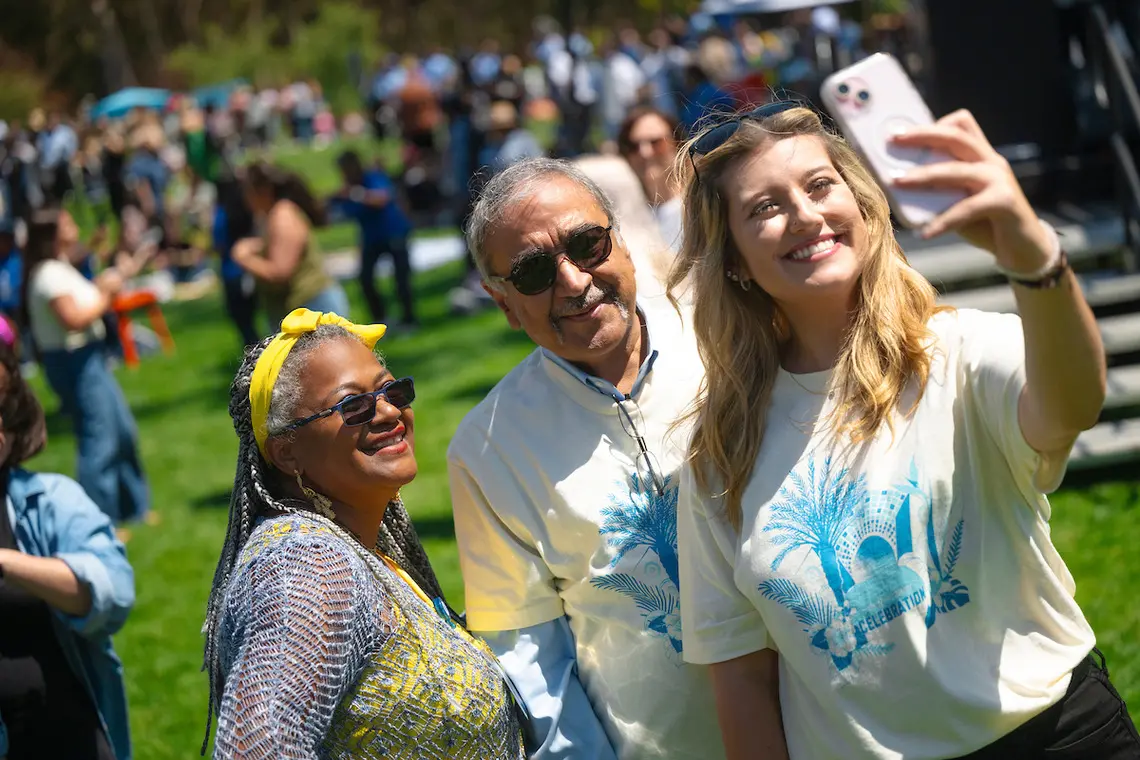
top-left (212, 176), bottom-right (259, 347)
top-left (0, 223), bottom-right (35, 369)
top-left (0, 222), bottom-right (21, 324)
top-left (0, 341), bottom-right (135, 760)
top-left (330, 151), bottom-right (418, 329)
top-left (122, 125), bottom-right (169, 241)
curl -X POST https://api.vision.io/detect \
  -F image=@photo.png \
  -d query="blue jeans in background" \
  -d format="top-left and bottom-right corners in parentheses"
top-left (265, 284), bottom-right (352, 333)
top-left (40, 342), bottom-right (150, 524)
top-left (223, 274), bottom-right (259, 347)
top-left (360, 238), bottom-right (416, 325)
top-left (303, 284), bottom-right (351, 320)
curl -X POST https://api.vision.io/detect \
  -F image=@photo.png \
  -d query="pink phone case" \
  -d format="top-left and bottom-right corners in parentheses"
top-left (821, 53), bottom-right (966, 229)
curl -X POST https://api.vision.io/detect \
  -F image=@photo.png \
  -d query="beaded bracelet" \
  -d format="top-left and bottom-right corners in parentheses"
top-left (995, 219), bottom-right (1070, 289)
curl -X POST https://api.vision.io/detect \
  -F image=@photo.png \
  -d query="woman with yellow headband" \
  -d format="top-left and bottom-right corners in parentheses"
top-left (201, 308), bottom-right (527, 759)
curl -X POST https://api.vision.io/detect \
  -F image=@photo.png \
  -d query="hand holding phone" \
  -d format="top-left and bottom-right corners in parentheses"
top-left (824, 55), bottom-right (1054, 272)
top-left (821, 53), bottom-right (966, 229)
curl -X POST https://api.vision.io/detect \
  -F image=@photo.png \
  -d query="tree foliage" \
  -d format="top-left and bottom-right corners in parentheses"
top-left (0, 0), bottom-right (700, 107)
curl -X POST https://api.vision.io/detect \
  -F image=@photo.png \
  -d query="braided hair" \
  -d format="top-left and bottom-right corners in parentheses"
top-left (201, 326), bottom-right (449, 752)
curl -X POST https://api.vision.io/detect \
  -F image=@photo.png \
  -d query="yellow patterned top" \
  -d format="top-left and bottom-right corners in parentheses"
top-left (213, 514), bottom-right (525, 760)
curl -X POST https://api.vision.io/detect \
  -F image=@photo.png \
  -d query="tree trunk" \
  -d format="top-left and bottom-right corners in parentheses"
top-left (181, 0), bottom-right (205, 45)
top-left (92, 0), bottom-right (137, 92)
top-left (137, 0), bottom-right (168, 68)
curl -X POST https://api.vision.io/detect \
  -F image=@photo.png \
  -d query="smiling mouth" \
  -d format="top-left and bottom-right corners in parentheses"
top-left (557, 292), bottom-right (612, 321)
top-left (784, 234), bottom-right (845, 262)
top-left (360, 424), bottom-right (408, 456)
top-left (561, 301), bottom-right (607, 320)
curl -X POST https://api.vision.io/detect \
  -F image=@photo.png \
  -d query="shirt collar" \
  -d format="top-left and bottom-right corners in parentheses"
top-left (540, 305), bottom-right (659, 402)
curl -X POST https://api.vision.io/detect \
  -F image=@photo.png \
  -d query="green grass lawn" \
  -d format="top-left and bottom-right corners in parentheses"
top-left (23, 260), bottom-right (1140, 757)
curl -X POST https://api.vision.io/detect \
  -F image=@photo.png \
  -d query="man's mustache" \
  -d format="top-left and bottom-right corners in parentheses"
top-left (553, 283), bottom-right (615, 319)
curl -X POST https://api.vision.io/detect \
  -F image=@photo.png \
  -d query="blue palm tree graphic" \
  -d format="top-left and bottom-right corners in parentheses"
top-left (597, 472), bottom-right (679, 585)
top-left (760, 456), bottom-right (971, 671)
top-left (924, 508), bottom-right (969, 628)
top-left (891, 458), bottom-right (970, 627)
top-left (592, 473), bottom-right (684, 653)
top-left (759, 458), bottom-right (876, 671)
top-left (764, 457), bottom-right (866, 606)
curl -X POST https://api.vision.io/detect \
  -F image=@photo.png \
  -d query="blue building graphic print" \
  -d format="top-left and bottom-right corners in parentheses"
top-left (758, 457), bottom-right (968, 673)
top-left (591, 472), bottom-right (683, 655)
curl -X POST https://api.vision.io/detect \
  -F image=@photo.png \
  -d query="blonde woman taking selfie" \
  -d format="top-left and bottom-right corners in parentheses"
top-left (671, 101), bottom-right (1140, 759)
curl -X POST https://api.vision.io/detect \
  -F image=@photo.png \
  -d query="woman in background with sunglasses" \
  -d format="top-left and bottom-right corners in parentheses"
top-left (617, 107), bottom-right (684, 254)
top-left (201, 308), bottom-right (526, 759)
top-left (671, 102), bottom-right (1136, 759)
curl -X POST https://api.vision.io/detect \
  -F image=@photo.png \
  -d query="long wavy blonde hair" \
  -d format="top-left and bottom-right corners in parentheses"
top-left (668, 107), bottom-right (950, 529)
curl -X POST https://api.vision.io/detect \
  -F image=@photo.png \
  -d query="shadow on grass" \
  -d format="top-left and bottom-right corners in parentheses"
top-left (409, 512), bottom-right (457, 542)
top-left (129, 382), bottom-right (234, 423)
top-left (44, 411), bottom-right (71, 438)
top-left (191, 489), bottom-right (234, 510)
top-left (447, 378), bottom-right (502, 404)
top-left (1058, 467), bottom-right (1140, 501)
top-left (387, 324), bottom-right (532, 371)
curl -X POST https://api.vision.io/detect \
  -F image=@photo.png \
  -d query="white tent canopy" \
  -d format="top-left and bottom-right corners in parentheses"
top-left (700, 0), bottom-right (856, 14)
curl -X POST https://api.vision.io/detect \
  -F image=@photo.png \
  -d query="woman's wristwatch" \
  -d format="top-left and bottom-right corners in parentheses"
top-left (996, 219), bottom-right (1070, 289)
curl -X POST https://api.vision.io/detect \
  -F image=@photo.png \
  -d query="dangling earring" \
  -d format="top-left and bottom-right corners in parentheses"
top-left (725, 270), bottom-right (752, 291)
top-left (296, 472), bottom-right (336, 519)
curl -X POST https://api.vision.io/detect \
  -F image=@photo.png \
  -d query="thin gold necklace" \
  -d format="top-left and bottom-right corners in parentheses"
top-left (787, 371), bottom-right (825, 396)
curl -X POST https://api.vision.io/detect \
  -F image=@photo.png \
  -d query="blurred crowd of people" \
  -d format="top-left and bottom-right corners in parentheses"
top-left (0, 5), bottom-right (880, 535)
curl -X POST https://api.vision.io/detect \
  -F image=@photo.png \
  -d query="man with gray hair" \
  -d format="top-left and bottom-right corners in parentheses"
top-left (447, 157), bottom-right (724, 759)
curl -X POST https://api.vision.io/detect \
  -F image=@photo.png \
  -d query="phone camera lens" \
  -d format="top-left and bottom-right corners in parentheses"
top-left (837, 82), bottom-right (850, 95)
top-left (857, 90), bottom-right (871, 102)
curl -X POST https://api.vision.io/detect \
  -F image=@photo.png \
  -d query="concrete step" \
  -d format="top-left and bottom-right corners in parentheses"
top-left (1100, 312), bottom-right (1140, 356)
top-left (905, 214), bottom-right (1125, 288)
top-left (939, 272), bottom-right (1140, 313)
top-left (935, 302), bottom-right (1140, 358)
top-left (1070, 417), bottom-right (1140, 469)
top-left (1105, 364), bottom-right (1140, 412)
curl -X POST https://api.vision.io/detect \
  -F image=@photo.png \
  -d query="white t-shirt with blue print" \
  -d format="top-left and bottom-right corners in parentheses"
top-left (679, 308), bottom-right (1096, 760)
top-left (449, 292), bottom-right (725, 760)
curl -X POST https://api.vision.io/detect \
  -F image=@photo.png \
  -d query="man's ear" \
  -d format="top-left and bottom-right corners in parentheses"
top-left (264, 435), bottom-right (301, 479)
top-left (483, 283), bottom-right (521, 330)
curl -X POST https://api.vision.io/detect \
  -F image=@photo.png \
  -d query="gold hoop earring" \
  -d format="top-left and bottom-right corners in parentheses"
top-left (295, 472), bottom-right (336, 519)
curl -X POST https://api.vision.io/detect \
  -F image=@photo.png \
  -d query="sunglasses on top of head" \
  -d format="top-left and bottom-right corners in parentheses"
top-left (281, 377), bottom-right (416, 433)
top-left (688, 100), bottom-right (806, 176)
top-left (486, 224), bottom-right (614, 296)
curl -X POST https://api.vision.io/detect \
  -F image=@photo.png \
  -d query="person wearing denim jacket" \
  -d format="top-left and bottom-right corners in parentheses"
top-left (0, 341), bottom-right (135, 760)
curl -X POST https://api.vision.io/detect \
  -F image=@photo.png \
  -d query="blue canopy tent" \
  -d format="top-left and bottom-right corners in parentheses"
top-left (89, 88), bottom-right (172, 120)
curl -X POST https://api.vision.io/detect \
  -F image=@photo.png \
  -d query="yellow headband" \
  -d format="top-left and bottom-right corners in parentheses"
top-left (250, 308), bottom-right (387, 458)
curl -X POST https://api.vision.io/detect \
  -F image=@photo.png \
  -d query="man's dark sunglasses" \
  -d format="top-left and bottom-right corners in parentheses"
top-left (487, 224), bottom-right (614, 296)
top-left (688, 100), bottom-right (805, 174)
top-left (281, 377), bottom-right (416, 433)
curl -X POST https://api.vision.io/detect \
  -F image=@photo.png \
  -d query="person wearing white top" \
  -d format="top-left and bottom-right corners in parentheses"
top-left (23, 209), bottom-right (150, 526)
top-left (669, 102), bottom-right (1139, 759)
top-left (449, 157), bottom-right (724, 759)
top-left (618, 107), bottom-right (684, 255)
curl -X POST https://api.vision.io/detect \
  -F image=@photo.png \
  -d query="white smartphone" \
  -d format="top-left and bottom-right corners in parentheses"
top-left (820, 53), bottom-right (966, 229)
